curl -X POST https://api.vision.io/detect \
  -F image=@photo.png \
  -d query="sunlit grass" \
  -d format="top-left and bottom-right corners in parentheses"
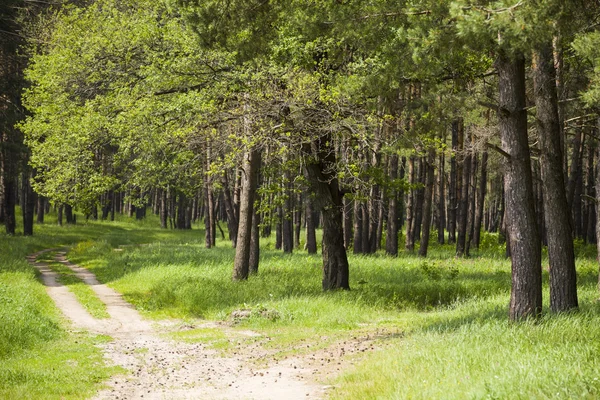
top-left (3, 208), bottom-right (600, 399)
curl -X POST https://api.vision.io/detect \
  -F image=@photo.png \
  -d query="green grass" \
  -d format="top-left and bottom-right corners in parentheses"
top-left (38, 251), bottom-right (110, 319)
top-left (4, 209), bottom-right (600, 399)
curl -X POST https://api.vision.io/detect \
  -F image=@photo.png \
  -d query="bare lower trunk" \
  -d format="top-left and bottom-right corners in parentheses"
top-left (473, 151), bottom-right (488, 249)
top-left (22, 169), bottom-right (35, 236)
top-left (233, 148), bottom-right (261, 281)
top-left (418, 149), bottom-right (435, 257)
top-left (405, 156), bottom-right (416, 252)
top-left (497, 51), bottom-right (542, 320)
top-left (534, 43), bottom-right (578, 312)
top-left (386, 154), bottom-right (399, 255)
top-left (306, 198), bottom-right (317, 254)
top-left (303, 134), bottom-right (350, 291)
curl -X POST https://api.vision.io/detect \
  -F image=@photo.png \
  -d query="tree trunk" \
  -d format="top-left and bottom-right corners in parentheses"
top-left (437, 151), bottom-right (446, 245)
top-left (353, 199), bottom-right (363, 253)
top-left (303, 134), bottom-right (350, 290)
top-left (405, 155), bottom-right (416, 252)
top-left (386, 154), bottom-right (399, 255)
top-left (447, 120), bottom-right (459, 244)
top-left (57, 204), bottom-right (63, 226)
top-left (249, 206), bottom-right (261, 274)
top-left (160, 189), bottom-right (168, 229)
top-left (418, 149), bottom-right (436, 257)
top-left (282, 177), bottom-right (294, 253)
top-left (497, 51), bottom-right (542, 320)
top-left (343, 196), bottom-right (353, 250)
top-left (222, 171), bottom-right (239, 245)
top-left (233, 148), bottom-right (261, 281)
top-left (413, 157), bottom-right (425, 244)
top-left (306, 197), bottom-right (317, 254)
top-left (586, 145), bottom-right (596, 244)
top-left (36, 194), bottom-right (45, 224)
top-left (456, 119), bottom-right (470, 257)
top-left (534, 43), bottom-right (578, 312)
top-left (472, 151), bottom-right (488, 249)
top-left (22, 169), bottom-right (35, 236)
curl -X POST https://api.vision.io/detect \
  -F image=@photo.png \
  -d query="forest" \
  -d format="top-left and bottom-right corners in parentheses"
top-left (2, 0), bottom-right (600, 399)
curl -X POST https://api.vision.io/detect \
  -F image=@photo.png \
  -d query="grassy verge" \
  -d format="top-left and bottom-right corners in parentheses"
top-left (0, 211), bottom-right (162, 399)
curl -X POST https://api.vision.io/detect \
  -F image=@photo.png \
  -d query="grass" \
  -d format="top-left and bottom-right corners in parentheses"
top-left (36, 251), bottom-right (110, 319)
top-left (3, 210), bottom-right (600, 398)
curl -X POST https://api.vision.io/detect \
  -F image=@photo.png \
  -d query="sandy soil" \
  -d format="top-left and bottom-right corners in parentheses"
top-left (27, 248), bottom-right (388, 400)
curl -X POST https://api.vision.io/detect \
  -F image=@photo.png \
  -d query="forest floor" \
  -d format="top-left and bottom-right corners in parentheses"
top-left (26, 248), bottom-right (381, 400)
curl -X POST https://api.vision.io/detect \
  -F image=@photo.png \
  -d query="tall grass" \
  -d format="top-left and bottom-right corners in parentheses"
top-left (4, 209), bottom-right (600, 399)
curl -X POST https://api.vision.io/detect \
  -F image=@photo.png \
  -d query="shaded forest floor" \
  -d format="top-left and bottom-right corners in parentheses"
top-left (3, 213), bottom-right (600, 399)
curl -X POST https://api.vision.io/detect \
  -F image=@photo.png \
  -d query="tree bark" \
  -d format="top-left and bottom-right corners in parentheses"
top-left (535, 42), bottom-right (579, 313)
top-left (22, 169), bottom-right (35, 236)
top-left (223, 170), bottom-right (239, 246)
top-left (306, 197), bottom-right (317, 254)
top-left (303, 134), bottom-right (350, 290)
top-left (36, 194), bottom-right (45, 224)
top-left (456, 119), bottom-right (470, 257)
top-left (497, 51), bottom-right (542, 320)
top-left (447, 120), bottom-right (459, 244)
top-left (418, 149), bottom-right (436, 257)
top-left (437, 151), bottom-right (446, 244)
top-left (386, 154), bottom-right (399, 255)
top-left (405, 155), bottom-right (416, 252)
top-left (472, 151), bottom-right (488, 249)
top-left (233, 147), bottom-right (261, 280)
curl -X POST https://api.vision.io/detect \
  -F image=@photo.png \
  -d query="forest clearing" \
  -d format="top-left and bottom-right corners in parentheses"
top-left (2, 215), bottom-right (600, 399)
top-left (4, 0), bottom-right (600, 398)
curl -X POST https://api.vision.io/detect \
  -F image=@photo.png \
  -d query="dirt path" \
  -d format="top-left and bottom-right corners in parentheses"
top-left (27, 249), bottom-right (336, 400)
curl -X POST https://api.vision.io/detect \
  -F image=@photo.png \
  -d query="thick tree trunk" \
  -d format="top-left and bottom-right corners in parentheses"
top-left (497, 51), bottom-right (542, 320)
top-left (303, 134), bottom-right (350, 291)
top-left (65, 204), bottom-right (75, 224)
top-left (535, 43), bottom-right (578, 312)
top-left (418, 149), bottom-right (435, 257)
top-left (534, 45), bottom-right (578, 311)
top-left (233, 148), bottom-right (261, 281)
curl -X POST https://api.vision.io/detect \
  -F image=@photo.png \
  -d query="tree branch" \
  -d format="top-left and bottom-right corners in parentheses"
top-left (486, 142), bottom-right (510, 159)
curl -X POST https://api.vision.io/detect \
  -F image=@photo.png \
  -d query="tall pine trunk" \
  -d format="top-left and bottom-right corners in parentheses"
top-left (418, 149), bottom-right (435, 257)
top-left (497, 51), bottom-right (542, 320)
top-left (472, 151), bottom-right (488, 249)
top-left (386, 154), bottom-right (399, 255)
top-left (233, 148), bottom-right (261, 281)
top-left (533, 43), bottom-right (578, 312)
